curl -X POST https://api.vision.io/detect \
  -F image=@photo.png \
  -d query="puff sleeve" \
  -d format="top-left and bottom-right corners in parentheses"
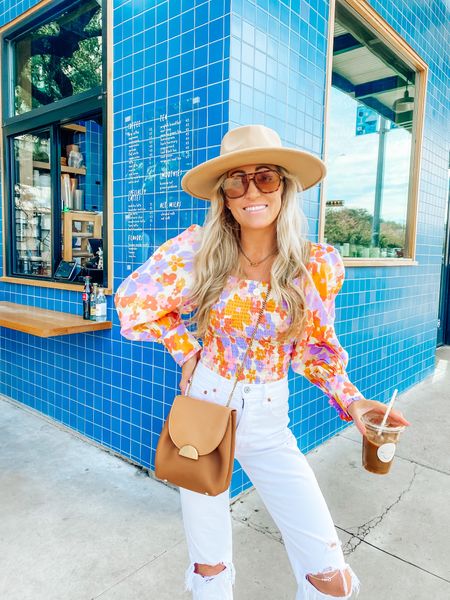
top-left (114, 224), bottom-right (203, 366)
top-left (291, 243), bottom-right (365, 421)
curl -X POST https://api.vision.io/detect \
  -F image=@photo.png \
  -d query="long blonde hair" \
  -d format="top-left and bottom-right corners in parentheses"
top-left (189, 167), bottom-right (312, 341)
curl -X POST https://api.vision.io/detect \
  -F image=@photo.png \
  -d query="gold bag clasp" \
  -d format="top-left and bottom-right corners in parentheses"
top-left (178, 445), bottom-right (199, 460)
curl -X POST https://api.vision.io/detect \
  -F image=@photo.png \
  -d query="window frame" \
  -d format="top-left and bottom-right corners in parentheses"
top-left (0, 0), bottom-right (113, 292)
top-left (320, 0), bottom-right (428, 267)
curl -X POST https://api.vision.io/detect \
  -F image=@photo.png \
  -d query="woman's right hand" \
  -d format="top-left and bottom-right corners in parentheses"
top-left (180, 350), bottom-right (201, 395)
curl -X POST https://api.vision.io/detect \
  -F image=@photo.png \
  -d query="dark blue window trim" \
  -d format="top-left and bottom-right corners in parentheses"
top-left (1, 0), bottom-right (107, 286)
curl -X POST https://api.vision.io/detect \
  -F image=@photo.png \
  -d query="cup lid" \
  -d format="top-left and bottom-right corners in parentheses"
top-left (361, 411), bottom-right (405, 433)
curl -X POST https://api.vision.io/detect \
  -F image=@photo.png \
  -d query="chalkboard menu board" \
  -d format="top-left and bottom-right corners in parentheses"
top-left (124, 101), bottom-right (194, 269)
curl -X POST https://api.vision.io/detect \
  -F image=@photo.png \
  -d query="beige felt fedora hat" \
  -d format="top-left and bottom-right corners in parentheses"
top-left (181, 124), bottom-right (326, 201)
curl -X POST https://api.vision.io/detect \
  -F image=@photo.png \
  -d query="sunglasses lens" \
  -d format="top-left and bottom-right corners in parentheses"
top-left (254, 170), bottom-right (280, 192)
top-left (222, 177), bottom-right (246, 198)
top-left (222, 170), bottom-right (281, 198)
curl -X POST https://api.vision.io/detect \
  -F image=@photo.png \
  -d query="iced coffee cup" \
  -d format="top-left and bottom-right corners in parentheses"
top-left (361, 411), bottom-right (405, 474)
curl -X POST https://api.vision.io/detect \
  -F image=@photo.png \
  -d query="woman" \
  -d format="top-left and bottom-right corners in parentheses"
top-left (115, 125), bottom-right (410, 599)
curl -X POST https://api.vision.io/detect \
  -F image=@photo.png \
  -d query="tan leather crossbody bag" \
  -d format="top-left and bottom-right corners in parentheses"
top-left (155, 287), bottom-right (271, 496)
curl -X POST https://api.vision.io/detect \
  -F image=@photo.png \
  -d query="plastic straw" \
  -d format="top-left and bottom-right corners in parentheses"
top-left (377, 388), bottom-right (398, 436)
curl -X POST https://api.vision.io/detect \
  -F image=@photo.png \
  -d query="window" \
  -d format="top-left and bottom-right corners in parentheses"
top-left (322, 0), bottom-right (427, 263)
top-left (1, 0), bottom-right (107, 288)
top-left (13, 2), bottom-right (102, 115)
top-left (12, 129), bottom-right (53, 277)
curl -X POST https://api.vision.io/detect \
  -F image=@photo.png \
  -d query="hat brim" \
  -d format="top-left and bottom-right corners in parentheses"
top-left (181, 147), bottom-right (326, 201)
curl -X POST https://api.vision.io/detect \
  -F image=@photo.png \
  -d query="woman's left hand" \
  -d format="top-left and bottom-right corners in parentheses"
top-left (347, 399), bottom-right (411, 437)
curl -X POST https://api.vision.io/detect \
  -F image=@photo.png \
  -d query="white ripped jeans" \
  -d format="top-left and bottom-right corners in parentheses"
top-left (180, 361), bottom-right (360, 599)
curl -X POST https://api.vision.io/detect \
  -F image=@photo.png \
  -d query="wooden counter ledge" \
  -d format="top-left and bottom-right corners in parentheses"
top-left (0, 302), bottom-right (112, 337)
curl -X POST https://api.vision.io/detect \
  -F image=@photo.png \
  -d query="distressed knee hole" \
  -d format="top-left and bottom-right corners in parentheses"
top-left (194, 562), bottom-right (226, 577)
top-left (185, 561), bottom-right (236, 592)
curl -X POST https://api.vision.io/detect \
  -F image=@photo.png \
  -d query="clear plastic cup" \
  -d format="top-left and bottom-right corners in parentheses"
top-left (361, 411), bottom-right (405, 474)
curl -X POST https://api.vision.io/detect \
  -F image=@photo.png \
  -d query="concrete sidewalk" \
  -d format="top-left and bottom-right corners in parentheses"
top-left (1, 348), bottom-right (449, 600)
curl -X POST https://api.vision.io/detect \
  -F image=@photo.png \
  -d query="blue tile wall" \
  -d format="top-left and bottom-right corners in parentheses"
top-left (0, 0), bottom-right (448, 498)
top-left (225, 0), bottom-right (449, 494)
top-left (77, 120), bottom-right (103, 212)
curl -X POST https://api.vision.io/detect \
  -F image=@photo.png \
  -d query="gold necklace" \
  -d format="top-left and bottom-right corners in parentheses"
top-left (239, 245), bottom-right (278, 267)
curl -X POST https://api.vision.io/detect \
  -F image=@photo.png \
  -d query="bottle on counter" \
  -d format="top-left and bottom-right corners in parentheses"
top-left (95, 287), bottom-right (107, 322)
top-left (90, 283), bottom-right (98, 321)
top-left (82, 276), bottom-right (92, 320)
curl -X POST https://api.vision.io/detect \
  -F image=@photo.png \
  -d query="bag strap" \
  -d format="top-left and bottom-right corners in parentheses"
top-left (185, 285), bottom-right (271, 407)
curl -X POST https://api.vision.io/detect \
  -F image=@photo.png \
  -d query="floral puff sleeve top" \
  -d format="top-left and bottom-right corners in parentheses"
top-left (115, 224), bottom-right (365, 421)
top-left (289, 244), bottom-right (365, 420)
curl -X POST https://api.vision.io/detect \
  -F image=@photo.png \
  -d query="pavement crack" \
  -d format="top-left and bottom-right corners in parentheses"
top-left (342, 464), bottom-right (418, 556)
top-left (231, 511), bottom-right (283, 543)
top-left (90, 539), bottom-right (185, 599)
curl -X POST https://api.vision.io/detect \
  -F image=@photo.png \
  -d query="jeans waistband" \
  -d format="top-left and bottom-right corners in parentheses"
top-left (192, 360), bottom-right (289, 400)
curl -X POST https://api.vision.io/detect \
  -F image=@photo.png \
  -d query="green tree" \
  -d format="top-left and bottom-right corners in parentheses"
top-left (325, 207), bottom-right (406, 248)
top-left (379, 220), bottom-right (406, 248)
top-left (325, 208), bottom-right (372, 245)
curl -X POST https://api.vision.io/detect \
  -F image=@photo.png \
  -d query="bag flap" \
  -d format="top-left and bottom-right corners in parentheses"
top-left (168, 395), bottom-right (234, 456)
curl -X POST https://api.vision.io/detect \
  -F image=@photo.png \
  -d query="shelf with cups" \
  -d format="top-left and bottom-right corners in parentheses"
top-left (8, 114), bottom-right (109, 286)
top-left (32, 160), bottom-right (86, 176)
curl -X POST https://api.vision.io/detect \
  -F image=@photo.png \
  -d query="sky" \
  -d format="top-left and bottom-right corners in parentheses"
top-left (326, 86), bottom-right (412, 225)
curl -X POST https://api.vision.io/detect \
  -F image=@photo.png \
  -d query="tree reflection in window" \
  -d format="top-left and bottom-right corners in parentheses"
top-left (14, 1), bottom-right (102, 115)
